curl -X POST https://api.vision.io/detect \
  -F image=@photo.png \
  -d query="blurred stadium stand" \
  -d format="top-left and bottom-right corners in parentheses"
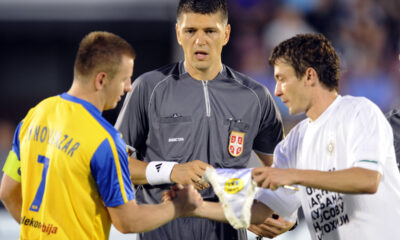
top-left (0, 0), bottom-right (399, 239)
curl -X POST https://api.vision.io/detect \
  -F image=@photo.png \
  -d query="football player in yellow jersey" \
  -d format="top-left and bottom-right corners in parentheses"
top-left (0, 31), bottom-right (202, 239)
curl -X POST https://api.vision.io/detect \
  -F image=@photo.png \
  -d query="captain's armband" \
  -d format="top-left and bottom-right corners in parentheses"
top-left (2, 150), bottom-right (21, 182)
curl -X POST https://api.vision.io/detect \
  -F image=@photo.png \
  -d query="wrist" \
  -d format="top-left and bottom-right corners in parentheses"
top-left (145, 161), bottom-right (178, 185)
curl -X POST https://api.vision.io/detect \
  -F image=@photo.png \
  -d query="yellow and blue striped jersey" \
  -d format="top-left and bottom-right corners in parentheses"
top-left (6, 93), bottom-right (134, 239)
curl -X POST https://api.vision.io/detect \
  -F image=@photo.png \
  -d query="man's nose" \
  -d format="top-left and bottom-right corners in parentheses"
top-left (274, 82), bottom-right (282, 97)
top-left (195, 31), bottom-right (206, 46)
top-left (124, 79), bottom-right (132, 92)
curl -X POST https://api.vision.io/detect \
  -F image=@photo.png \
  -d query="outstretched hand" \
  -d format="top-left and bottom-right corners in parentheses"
top-left (170, 160), bottom-right (211, 190)
top-left (166, 184), bottom-right (203, 218)
top-left (248, 214), bottom-right (296, 238)
top-left (252, 167), bottom-right (296, 190)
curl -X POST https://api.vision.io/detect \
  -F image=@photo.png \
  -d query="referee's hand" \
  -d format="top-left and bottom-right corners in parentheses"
top-left (170, 160), bottom-right (211, 191)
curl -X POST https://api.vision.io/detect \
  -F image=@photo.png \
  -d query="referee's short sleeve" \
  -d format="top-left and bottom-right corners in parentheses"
top-left (253, 88), bottom-right (284, 154)
top-left (115, 75), bottom-right (149, 158)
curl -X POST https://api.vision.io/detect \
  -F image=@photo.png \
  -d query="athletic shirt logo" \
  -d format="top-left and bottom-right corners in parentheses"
top-left (229, 131), bottom-right (245, 157)
top-left (327, 132), bottom-right (336, 157)
top-left (225, 178), bottom-right (244, 194)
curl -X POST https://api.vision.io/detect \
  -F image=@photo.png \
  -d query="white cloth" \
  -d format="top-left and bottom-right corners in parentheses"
top-left (271, 95), bottom-right (400, 240)
top-left (203, 167), bottom-right (256, 229)
top-left (254, 187), bottom-right (300, 222)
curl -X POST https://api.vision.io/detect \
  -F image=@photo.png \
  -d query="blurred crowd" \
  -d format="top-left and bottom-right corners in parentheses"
top-left (1, 0), bottom-right (400, 189)
top-left (225, 0), bottom-right (400, 131)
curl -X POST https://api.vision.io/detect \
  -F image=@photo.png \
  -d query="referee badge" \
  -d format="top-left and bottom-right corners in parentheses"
top-left (229, 131), bottom-right (245, 157)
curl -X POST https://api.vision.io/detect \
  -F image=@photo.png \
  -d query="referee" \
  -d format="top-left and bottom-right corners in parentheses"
top-left (115, 0), bottom-right (293, 239)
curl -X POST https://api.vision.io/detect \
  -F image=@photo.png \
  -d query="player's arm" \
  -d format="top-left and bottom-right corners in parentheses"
top-left (251, 152), bottom-right (296, 238)
top-left (107, 185), bottom-right (202, 233)
top-left (162, 188), bottom-right (275, 225)
top-left (0, 174), bottom-right (22, 223)
top-left (128, 157), bottom-right (148, 184)
top-left (191, 200), bottom-right (274, 225)
top-left (255, 152), bottom-right (273, 167)
top-left (0, 150), bottom-right (23, 223)
top-left (253, 166), bottom-right (380, 194)
top-left (129, 155), bottom-right (211, 190)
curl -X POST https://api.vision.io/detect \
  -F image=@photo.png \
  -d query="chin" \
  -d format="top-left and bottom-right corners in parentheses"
top-left (104, 103), bottom-right (117, 111)
top-left (193, 62), bottom-right (209, 70)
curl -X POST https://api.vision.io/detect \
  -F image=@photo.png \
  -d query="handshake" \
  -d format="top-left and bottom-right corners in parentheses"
top-left (162, 166), bottom-right (298, 239)
top-left (165, 184), bottom-right (203, 218)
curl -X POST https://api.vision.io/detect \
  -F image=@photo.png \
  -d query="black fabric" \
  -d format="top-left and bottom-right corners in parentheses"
top-left (386, 108), bottom-right (400, 172)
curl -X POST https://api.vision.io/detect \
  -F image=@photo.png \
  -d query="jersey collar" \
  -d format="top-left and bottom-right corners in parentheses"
top-left (179, 61), bottom-right (227, 81)
top-left (60, 93), bottom-right (102, 117)
top-left (309, 95), bottom-right (342, 128)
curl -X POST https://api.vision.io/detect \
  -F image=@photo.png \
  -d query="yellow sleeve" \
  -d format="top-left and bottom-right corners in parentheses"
top-left (2, 150), bottom-right (21, 182)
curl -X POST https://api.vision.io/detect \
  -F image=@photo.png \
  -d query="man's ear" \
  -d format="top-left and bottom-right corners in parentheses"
top-left (94, 72), bottom-right (107, 91)
top-left (305, 68), bottom-right (318, 86)
top-left (176, 24), bottom-right (182, 46)
top-left (223, 24), bottom-right (231, 46)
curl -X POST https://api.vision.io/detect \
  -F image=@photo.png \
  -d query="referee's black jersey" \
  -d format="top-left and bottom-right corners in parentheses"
top-left (386, 108), bottom-right (400, 172)
top-left (115, 62), bottom-right (283, 240)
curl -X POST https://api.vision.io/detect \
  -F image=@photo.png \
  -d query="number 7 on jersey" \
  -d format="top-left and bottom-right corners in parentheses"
top-left (29, 155), bottom-right (50, 212)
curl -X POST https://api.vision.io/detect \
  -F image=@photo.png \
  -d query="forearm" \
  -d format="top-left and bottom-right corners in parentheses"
top-left (250, 201), bottom-right (274, 224)
top-left (129, 157), bottom-right (148, 184)
top-left (2, 197), bottom-right (22, 223)
top-left (294, 167), bottom-right (381, 194)
top-left (192, 201), bottom-right (227, 222)
top-left (109, 201), bottom-right (177, 233)
top-left (0, 174), bottom-right (22, 223)
top-left (256, 152), bottom-right (273, 167)
top-left (192, 200), bottom-right (273, 225)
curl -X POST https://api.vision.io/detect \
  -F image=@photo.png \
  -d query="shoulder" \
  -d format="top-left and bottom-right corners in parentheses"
top-left (135, 62), bottom-right (181, 88)
top-left (339, 96), bottom-right (390, 133)
top-left (340, 95), bottom-right (379, 112)
top-left (224, 66), bottom-right (268, 92)
top-left (22, 95), bottom-right (61, 122)
top-left (333, 95), bottom-right (382, 121)
top-left (224, 66), bottom-right (274, 105)
top-left (287, 119), bottom-right (308, 140)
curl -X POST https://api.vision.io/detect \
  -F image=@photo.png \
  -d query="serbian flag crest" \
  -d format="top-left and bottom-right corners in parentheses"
top-left (229, 131), bottom-right (245, 157)
top-left (203, 167), bottom-right (256, 229)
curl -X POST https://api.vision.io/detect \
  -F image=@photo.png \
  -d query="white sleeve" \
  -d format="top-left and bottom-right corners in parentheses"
top-left (254, 187), bottom-right (301, 222)
top-left (348, 102), bottom-right (392, 174)
top-left (273, 123), bottom-right (304, 169)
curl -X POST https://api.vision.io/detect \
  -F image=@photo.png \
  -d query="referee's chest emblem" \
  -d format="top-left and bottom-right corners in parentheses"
top-left (229, 131), bottom-right (245, 157)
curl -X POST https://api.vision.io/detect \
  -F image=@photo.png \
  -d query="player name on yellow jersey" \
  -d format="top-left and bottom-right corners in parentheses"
top-left (22, 124), bottom-right (80, 158)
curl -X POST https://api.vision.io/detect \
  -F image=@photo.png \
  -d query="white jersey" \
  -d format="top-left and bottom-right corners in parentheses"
top-left (258, 95), bottom-right (400, 240)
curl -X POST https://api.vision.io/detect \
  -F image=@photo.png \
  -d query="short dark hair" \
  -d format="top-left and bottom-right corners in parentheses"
top-left (177, 0), bottom-right (228, 23)
top-left (269, 33), bottom-right (340, 92)
top-left (74, 31), bottom-right (135, 81)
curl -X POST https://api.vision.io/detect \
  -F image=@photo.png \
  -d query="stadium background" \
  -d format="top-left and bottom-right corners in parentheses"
top-left (0, 0), bottom-right (399, 239)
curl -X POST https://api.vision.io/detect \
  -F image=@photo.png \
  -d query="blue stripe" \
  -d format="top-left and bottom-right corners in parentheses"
top-left (61, 93), bottom-right (134, 205)
top-left (90, 139), bottom-right (135, 207)
top-left (12, 122), bottom-right (23, 161)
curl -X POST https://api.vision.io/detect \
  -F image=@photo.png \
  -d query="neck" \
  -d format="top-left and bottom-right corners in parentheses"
top-left (67, 80), bottom-right (104, 112)
top-left (184, 61), bottom-right (223, 81)
top-left (306, 89), bottom-right (338, 122)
